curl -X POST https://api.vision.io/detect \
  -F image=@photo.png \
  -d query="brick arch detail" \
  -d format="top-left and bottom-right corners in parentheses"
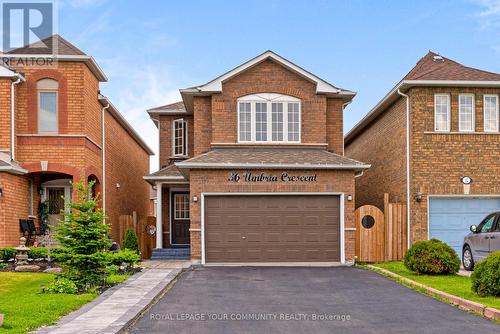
top-left (230, 87), bottom-right (307, 100)
top-left (85, 165), bottom-right (102, 184)
top-left (23, 162), bottom-right (81, 181)
top-left (27, 70), bottom-right (68, 133)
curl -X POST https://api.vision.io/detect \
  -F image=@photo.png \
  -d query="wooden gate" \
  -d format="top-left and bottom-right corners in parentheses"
top-left (355, 194), bottom-right (407, 262)
top-left (118, 215), bottom-right (156, 259)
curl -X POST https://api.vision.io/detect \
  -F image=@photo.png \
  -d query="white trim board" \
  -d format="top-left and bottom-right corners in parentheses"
top-left (200, 192), bottom-right (345, 265)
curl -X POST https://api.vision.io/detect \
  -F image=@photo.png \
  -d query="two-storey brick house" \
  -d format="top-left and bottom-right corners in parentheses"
top-left (345, 52), bottom-right (500, 256)
top-left (0, 35), bottom-right (153, 246)
top-left (145, 51), bottom-right (369, 264)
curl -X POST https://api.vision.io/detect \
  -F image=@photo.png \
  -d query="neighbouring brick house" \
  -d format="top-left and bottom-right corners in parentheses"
top-left (345, 52), bottom-right (500, 255)
top-left (0, 35), bottom-right (153, 246)
top-left (145, 51), bottom-right (369, 264)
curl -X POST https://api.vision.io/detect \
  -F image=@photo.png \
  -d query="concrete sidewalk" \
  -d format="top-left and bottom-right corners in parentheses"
top-left (34, 267), bottom-right (182, 334)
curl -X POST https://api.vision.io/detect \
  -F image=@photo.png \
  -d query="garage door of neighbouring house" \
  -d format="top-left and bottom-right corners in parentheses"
top-left (429, 197), bottom-right (500, 255)
top-left (204, 195), bottom-right (341, 263)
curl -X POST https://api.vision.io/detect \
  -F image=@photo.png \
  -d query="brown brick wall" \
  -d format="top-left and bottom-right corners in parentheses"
top-left (188, 169), bottom-right (356, 261)
top-left (210, 59), bottom-right (328, 145)
top-left (409, 87), bottom-right (500, 242)
top-left (345, 97), bottom-right (407, 210)
top-left (0, 60), bottom-right (150, 246)
top-left (345, 86), bottom-right (500, 245)
top-left (326, 98), bottom-right (344, 154)
top-left (158, 114), bottom-right (194, 168)
top-left (0, 173), bottom-right (29, 246)
top-left (104, 111), bottom-right (150, 241)
top-left (193, 96), bottom-right (212, 155)
top-left (0, 80), bottom-right (12, 151)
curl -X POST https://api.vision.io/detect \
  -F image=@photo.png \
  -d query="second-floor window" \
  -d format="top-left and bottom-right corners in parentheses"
top-left (434, 94), bottom-right (450, 132)
top-left (459, 94), bottom-right (475, 132)
top-left (237, 93), bottom-right (301, 143)
top-left (37, 79), bottom-right (59, 133)
top-left (172, 119), bottom-right (187, 156)
top-left (484, 95), bottom-right (499, 132)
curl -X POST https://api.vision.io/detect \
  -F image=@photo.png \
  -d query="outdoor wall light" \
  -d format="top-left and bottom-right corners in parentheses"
top-left (192, 195), bottom-right (198, 203)
top-left (415, 191), bottom-right (423, 202)
top-left (116, 183), bottom-right (120, 189)
top-left (347, 194), bottom-right (353, 201)
top-left (0, 188), bottom-right (3, 199)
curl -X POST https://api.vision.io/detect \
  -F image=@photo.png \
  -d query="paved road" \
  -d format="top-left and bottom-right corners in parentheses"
top-left (128, 266), bottom-right (498, 334)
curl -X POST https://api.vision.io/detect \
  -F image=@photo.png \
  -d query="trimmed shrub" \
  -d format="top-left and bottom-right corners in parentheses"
top-left (111, 249), bottom-right (140, 267)
top-left (28, 247), bottom-right (48, 260)
top-left (404, 238), bottom-right (460, 274)
top-left (45, 277), bottom-right (78, 294)
top-left (123, 229), bottom-right (140, 254)
top-left (471, 251), bottom-right (500, 297)
top-left (1, 247), bottom-right (16, 261)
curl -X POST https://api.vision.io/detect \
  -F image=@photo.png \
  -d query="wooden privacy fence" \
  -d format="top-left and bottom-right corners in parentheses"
top-left (355, 194), bottom-right (407, 262)
top-left (118, 215), bottom-right (156, 259)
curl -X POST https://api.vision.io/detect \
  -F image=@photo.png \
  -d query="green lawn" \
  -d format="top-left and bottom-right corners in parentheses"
top-left (372, 262), bottom-right (500, 310)
top-left (0, 273), bottom-right (96, 334)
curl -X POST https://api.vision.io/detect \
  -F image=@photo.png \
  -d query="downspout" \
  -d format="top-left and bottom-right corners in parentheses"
top-left (397, 88), bottom-right (411, 249)
top-left (101, 102), bottom-right (110, 220)
top-left (11, 74), bottom-right (24, 161)
top-left (152, 118), bottom-right (161, 169)
top-left (341, 101), bottom-right (352, 156)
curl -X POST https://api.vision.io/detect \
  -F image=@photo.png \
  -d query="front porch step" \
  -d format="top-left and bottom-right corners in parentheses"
top-left (151, 248), bottom-right (191, 260)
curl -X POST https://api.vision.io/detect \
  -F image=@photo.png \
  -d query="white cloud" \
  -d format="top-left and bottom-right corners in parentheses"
top-left (473, 0), bottom-right (500, 28)
top-left (99, 55), bottom-right (182, 173)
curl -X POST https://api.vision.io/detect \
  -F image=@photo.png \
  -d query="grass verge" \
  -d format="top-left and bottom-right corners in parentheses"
top-left (371, 262), bottom-right (499, 310)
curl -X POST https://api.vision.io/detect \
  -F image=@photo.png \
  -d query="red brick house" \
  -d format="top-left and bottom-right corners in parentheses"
top-left (0, 35), bottom-right (153, 246)
top-left (345, 52), bottom-right (500, 255)
top-left (145, 51), bottom-right (369, 264)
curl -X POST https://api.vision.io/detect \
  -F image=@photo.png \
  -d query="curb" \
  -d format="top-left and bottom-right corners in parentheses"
top-left (119, 268), bottom-right (184, 333)
top-left (367, 265), bottom-right (500, 321)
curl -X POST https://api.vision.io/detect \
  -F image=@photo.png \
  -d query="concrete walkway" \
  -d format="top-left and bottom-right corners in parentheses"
top-left (34, 267), bottom-right (182, 334)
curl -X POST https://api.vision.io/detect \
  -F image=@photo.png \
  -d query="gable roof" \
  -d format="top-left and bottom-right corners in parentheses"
top-left (6, 34), bottom-right (86, 55)
top-left (404, 51), bottom-right (500, 81)
top-left (345, 51), bottom-right (500, 145)
top-left (179, 50), bottom-right (356, 112)
top-left (1, 34), bottom-right (107, 82)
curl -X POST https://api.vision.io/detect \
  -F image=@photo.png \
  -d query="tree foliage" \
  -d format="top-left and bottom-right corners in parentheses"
top-left (52, 181), bottom-right (111, 291)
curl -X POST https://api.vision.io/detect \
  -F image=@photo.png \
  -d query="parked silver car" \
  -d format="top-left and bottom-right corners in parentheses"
top-left (462, 211), bottom-right (500, 271)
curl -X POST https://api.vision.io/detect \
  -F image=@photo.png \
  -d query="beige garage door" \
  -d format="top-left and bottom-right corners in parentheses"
top-left (204, 195), bottom-right (340, 263)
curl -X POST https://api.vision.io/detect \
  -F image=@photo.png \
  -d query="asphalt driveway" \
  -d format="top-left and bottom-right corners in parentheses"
top-left (128, 266), bottom-right (498, 334)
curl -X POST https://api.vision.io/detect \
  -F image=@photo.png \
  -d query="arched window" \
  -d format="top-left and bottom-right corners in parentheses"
top-left (237, 93), bottom-right (301, 143)
top-left (37, 78), bottom-right (59, 133)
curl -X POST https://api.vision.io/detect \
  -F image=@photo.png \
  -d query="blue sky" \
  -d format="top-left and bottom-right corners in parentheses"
top-left (52, 1), bottom-right (500, 170)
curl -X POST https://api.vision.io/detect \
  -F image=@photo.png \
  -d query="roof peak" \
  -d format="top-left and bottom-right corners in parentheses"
top-left (5, 34), bottom-right (86, 55)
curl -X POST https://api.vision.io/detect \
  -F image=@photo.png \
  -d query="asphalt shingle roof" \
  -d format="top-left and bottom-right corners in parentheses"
top-left (404, 51), bottom-right (500, 81)
top-left (5, 34), bottom-right (86, 55)
top-left (176, 148), bottom-right (369, 169)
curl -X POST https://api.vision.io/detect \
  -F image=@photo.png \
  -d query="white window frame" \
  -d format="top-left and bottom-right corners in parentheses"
top-left (172, 118), bottom-right (188, 157)
top-left (38, 90), bottom-right (58, 134)
top-left (237, 93), bottom-right (301, 143)
top-left (434, 94), bottom-right (450, 132)
top-left (458, 94), bottom-right (475, 132)
top-left (483, 94), bottom-right (499, 133)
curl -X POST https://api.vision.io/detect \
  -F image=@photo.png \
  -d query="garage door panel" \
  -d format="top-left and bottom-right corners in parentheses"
top-left (205, 195), bottom-right (340, 263)
top-left (429, 197), bottom-right (500, 255)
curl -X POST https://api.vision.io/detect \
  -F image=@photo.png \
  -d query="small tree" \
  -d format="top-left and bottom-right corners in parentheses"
top-left (123, 229), bottom-right (140, 254)
top-left (52, 181), bottom-right (111, 291)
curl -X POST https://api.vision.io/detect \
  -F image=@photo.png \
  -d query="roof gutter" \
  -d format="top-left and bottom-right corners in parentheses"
top-left (10, 73), bottom-right (25, 161)
top-left (397, 88), bottom-right (411, 250)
